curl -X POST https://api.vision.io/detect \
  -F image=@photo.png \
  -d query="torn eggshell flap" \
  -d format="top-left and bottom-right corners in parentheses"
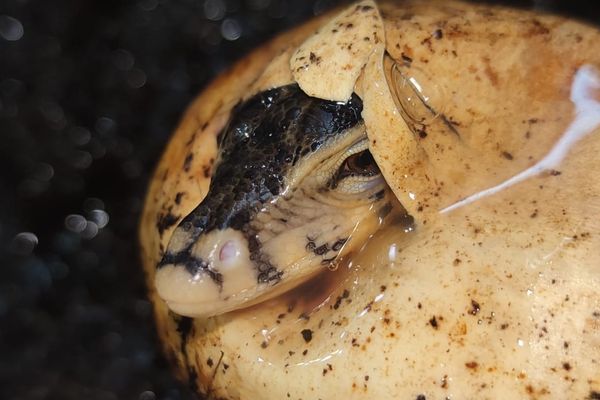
top-left (356, 33), bottom-right (435, 219)
top-left (291, 0), bottom-right (384, 102)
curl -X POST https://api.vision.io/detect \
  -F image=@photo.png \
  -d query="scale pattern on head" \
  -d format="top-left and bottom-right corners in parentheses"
top-left (158, 84), bottom-right (363, 284)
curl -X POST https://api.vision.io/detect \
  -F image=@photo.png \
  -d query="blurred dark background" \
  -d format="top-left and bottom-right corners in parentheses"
top-left (0, 1), bottom-right (598, 400)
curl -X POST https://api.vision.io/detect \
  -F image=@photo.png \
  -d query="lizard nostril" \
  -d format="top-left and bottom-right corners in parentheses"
top-left (219, 240), bottom-right (239, 262)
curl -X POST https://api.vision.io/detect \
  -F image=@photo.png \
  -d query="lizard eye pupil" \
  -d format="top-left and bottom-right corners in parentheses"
top-left (340, 150), bottom-right (380, 177)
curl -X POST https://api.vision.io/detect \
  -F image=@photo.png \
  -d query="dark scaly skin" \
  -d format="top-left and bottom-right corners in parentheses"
top-left (158, 84), bottom-right (363, 285)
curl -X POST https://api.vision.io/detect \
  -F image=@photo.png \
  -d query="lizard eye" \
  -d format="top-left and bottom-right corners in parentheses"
top-left (327, 146), bottom-right (384, 195)
top-left (337, 150), bottom-right (380, 180)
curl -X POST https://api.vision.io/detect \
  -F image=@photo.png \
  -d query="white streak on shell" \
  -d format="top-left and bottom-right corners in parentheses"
top-left (441, 65), bottom-right (600, 214)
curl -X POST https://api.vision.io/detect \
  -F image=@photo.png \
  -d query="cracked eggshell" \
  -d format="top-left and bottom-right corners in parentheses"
top-left (140, 1), bottom-right (600, 399)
